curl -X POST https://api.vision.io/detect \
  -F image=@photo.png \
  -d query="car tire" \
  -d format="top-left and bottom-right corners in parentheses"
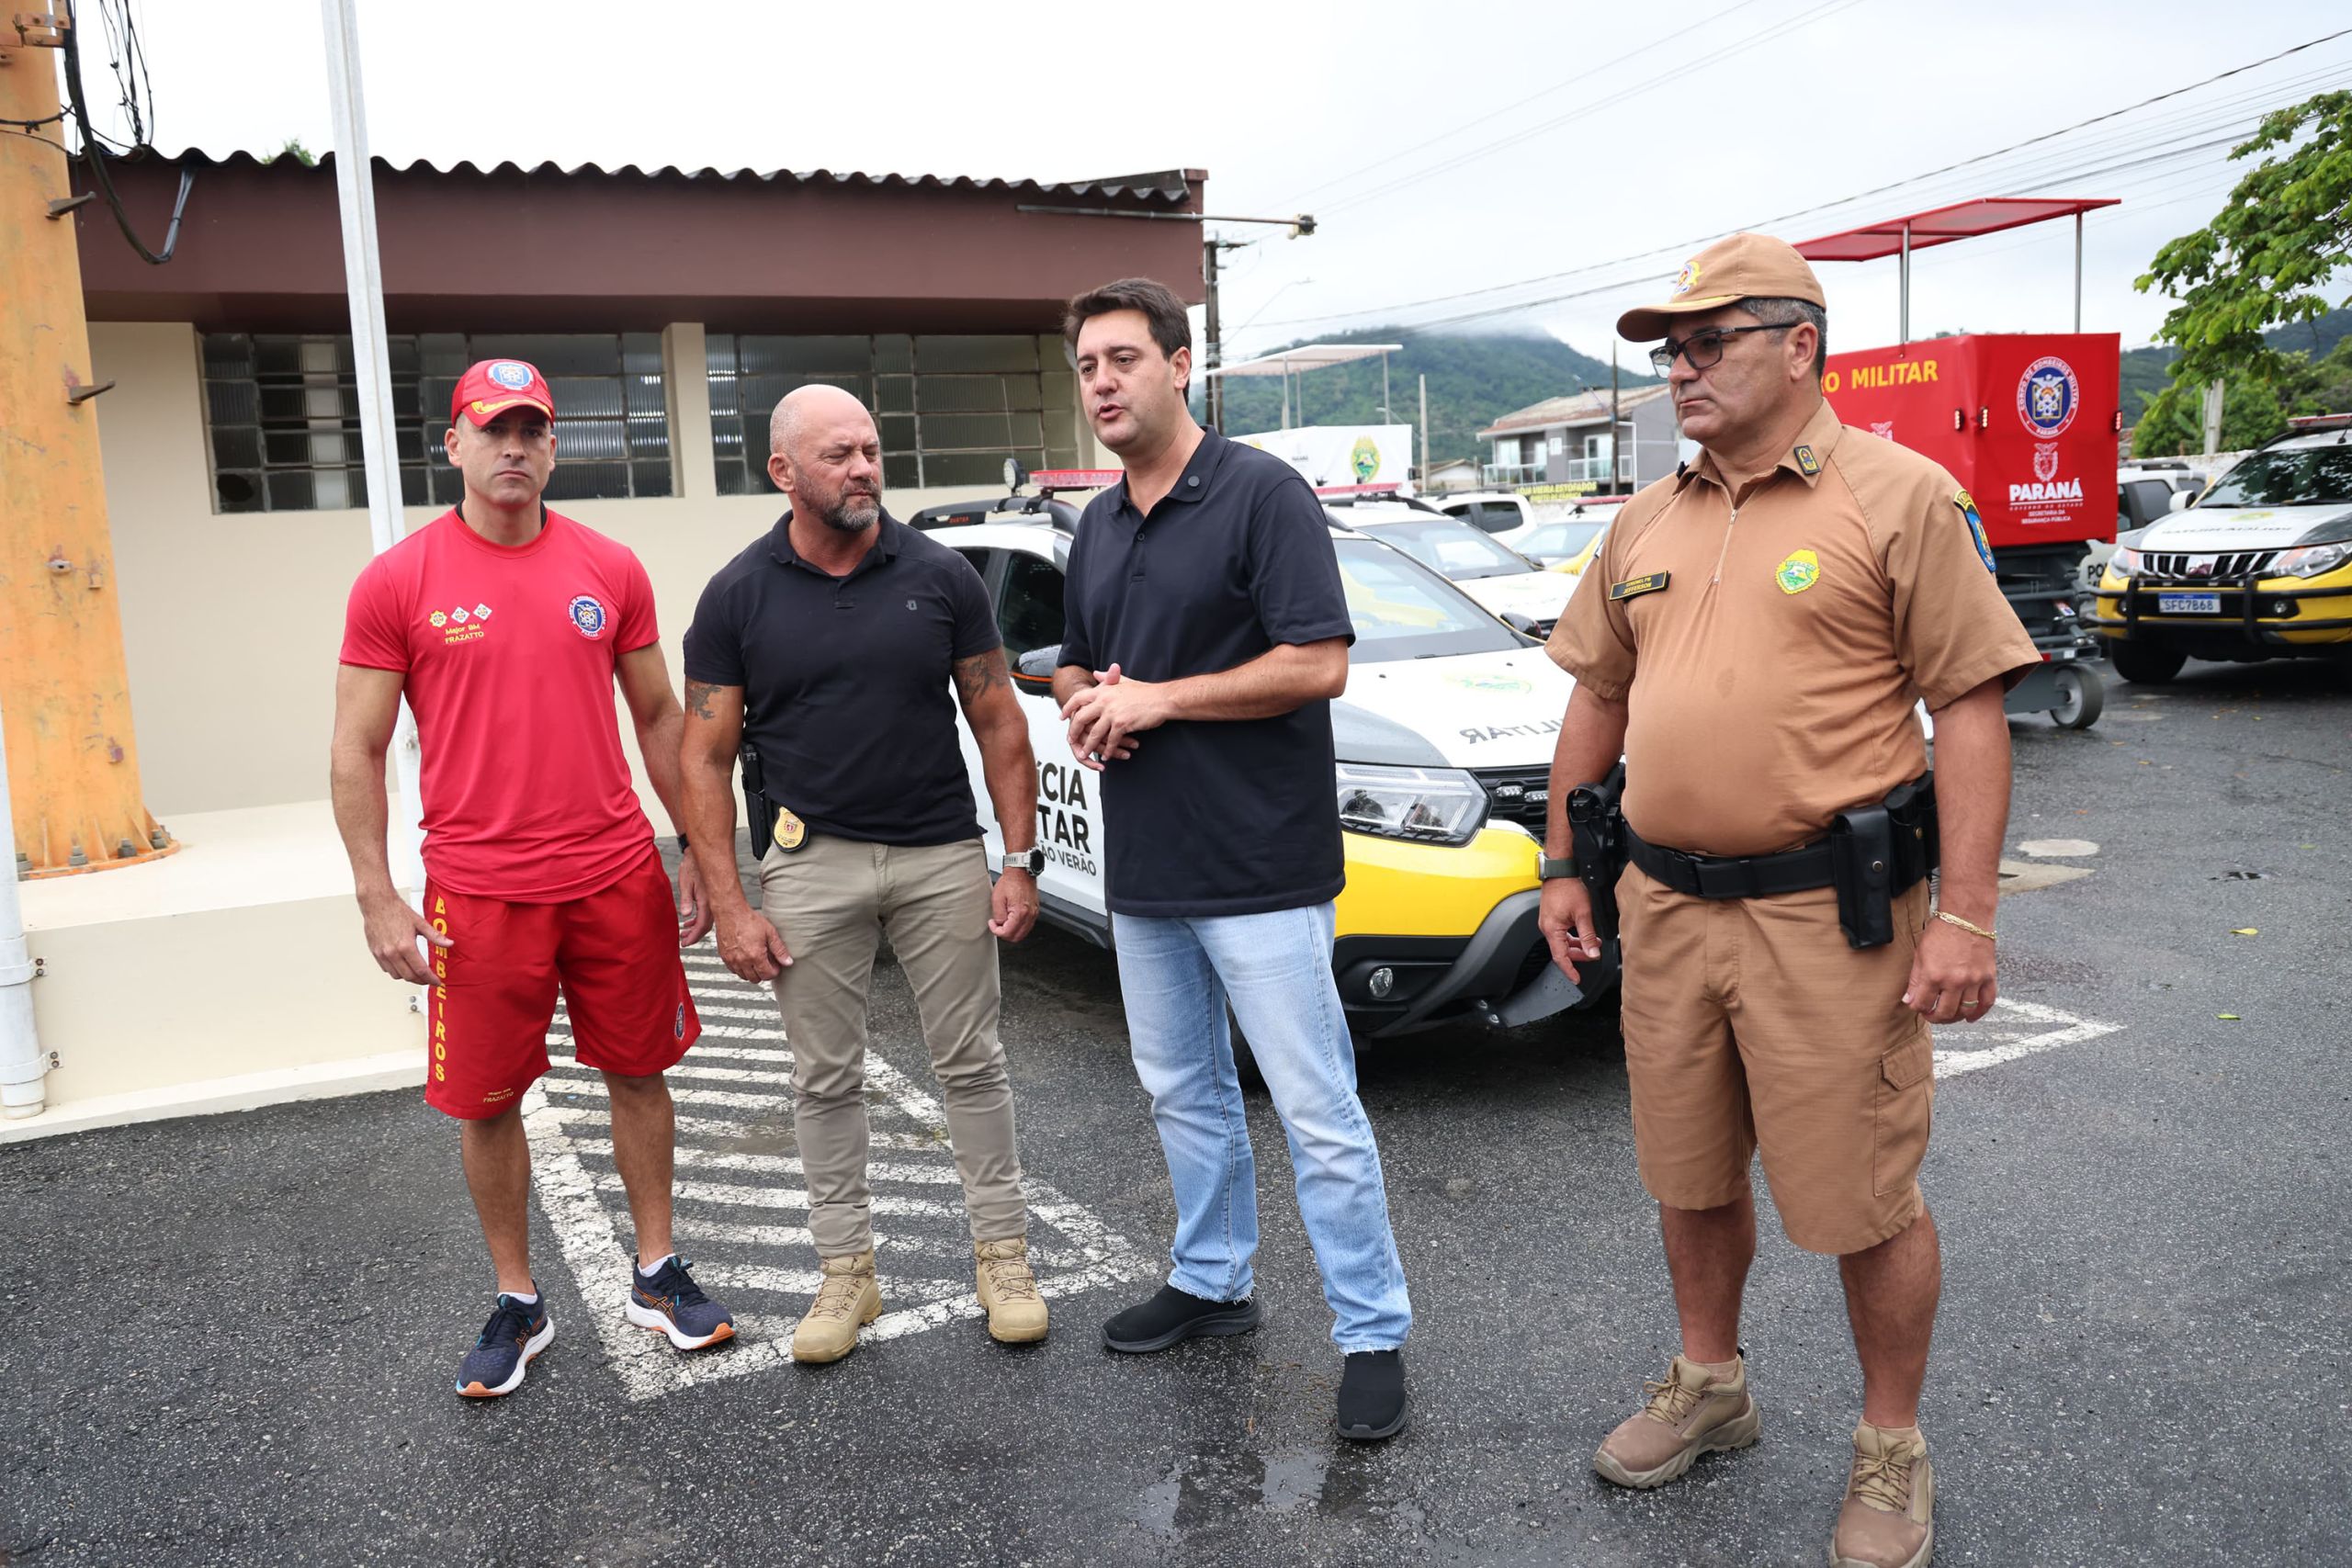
top-left (2110, 642), bottom-right (2188, 684)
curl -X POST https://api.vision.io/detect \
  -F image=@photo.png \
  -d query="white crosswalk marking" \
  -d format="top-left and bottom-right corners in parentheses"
top-left (526, 945), bottom-right (1158, 1401)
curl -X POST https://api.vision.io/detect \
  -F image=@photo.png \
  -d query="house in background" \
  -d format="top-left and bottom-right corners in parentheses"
top-left (1477, 384), bottom-right (1678, 495)
top-left (1419, 455), bottom-right (1483, 492)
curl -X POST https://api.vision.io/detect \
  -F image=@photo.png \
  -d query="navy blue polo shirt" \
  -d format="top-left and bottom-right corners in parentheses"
top-left (1059, 427), bottom-right (1354, 918)
top-left (683, 512), bottom-right (1000, 846)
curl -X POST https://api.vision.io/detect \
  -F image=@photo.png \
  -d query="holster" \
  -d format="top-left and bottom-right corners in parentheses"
top-left (1827, 770), bottom-right (1939, 950)
top-left (1567, 761), bottom-right (1630, 949)
top-left (740, 739), bottom-right (775, 860)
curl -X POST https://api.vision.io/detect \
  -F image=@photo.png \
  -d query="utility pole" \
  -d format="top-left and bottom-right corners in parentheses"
top-left (1419, 374), bottom-right (1430, 489)
top-left (2200, 379), bottom-right (2226, 457)
top-left (0, 7), bottom-right (175, 876)
top-left (1199, 234), bottom-right (1261, 434)
top-left (1610, 348), bottom-right (1622, 494)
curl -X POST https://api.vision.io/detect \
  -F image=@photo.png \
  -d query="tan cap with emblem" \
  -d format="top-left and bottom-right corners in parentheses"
top-left (1617, 232), bottom-right (1826, 342)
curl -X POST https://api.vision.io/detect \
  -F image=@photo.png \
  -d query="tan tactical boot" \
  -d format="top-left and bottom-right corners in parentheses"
top-left (790, 1250), bottom-right (881, 1365)
top-left (1592, 1353), bottom-right (1761, 1488)
top-left (974, 1236), bottom-right (1049, 1344)
top-left (1830, 1422), bottom-right (1935, 1568)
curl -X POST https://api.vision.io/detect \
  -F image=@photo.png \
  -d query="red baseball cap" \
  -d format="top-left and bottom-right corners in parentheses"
top-left (450, 358), bottom-right (555, 425)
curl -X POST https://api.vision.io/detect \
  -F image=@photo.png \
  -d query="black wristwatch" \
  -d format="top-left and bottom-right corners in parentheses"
top-left (998, 847), bottom-right (1046, 875)
top-left (1538, 854), bottom-right (1578, 881)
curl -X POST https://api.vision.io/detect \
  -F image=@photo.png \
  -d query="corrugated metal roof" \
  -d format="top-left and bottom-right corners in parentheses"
top-left (134, 147), bottom-right (1197, 202)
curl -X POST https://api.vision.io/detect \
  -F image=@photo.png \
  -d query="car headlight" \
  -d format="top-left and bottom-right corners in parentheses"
top-left (1335, 762), bottom-right (1488, 846)
top-left (2277, 540), bottom-right (2352, 579)
top-left (2107, 547), bottom-right (2143, 580)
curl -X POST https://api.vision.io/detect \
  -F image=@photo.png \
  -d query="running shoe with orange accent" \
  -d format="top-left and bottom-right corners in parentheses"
top-left (624, 1254), bottom-right (736, 1350)
top-left (455, 1293), bottom-right (553, 1398)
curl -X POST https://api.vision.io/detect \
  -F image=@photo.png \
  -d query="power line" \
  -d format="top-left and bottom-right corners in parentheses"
top-left (1326, 0), bottom-right (1870, 215)
top-left (1283, 0), bottom-right (1774, 206)
top-left (1248, 28), bottom-right (2352, 335)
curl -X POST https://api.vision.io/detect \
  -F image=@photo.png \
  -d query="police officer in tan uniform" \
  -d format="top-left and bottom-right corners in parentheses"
top-left (1539, 233), bottom-right (2039, 1568)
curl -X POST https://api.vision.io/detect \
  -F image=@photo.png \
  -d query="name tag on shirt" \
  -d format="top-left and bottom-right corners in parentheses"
top-left (1609, 571), bottom-right (1670, 602)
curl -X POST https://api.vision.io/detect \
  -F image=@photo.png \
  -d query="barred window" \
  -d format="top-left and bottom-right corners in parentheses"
top-left (198, 332), bottom-right (672, 513)
top-left (706, 333), bottom-right (1083, 496)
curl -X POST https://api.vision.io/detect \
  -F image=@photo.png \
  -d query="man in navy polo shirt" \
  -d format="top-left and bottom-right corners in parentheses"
top-left (1053, 277), bottom-right (1412, 1441)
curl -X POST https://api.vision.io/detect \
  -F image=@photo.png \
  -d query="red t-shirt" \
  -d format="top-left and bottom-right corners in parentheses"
top-left (340, 508), bottom-right (660, 902)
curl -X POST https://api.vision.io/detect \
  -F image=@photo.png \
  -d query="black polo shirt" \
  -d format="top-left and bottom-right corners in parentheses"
top-left (683, 512), bottom-right (1000, 846)
top-left (1059, 427), bottom-right (1353, 918)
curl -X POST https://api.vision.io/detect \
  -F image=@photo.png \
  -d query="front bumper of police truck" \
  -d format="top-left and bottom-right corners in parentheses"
top-left (2090, 546), bottom-right (2352, 656)
top-left (1331, 766), bottom-right (1613, 1037)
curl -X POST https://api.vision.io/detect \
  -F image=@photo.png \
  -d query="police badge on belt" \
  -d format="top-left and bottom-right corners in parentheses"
top-left (774, 807), bottom-right (808, 852)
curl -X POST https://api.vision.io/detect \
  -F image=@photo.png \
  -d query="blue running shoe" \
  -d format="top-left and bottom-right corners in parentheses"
top-left (456, 1292), bottom-right (553, 1398)
top-left (625, 1254), bottom-right (736, 1350)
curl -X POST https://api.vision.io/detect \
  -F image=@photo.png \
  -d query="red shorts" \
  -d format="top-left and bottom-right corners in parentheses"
top-left (424, 849), bottom-right (699, 1119)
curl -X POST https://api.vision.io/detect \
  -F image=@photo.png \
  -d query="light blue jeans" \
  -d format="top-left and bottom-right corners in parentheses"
top-left (1113, 902), bottom-right (1412, 1351)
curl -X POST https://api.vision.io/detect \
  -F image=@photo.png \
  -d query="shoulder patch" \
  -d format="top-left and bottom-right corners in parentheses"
top-left (1953, 490), bottom-right (1996, 571)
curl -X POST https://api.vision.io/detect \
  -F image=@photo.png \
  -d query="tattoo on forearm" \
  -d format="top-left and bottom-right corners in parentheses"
top-left (953, 649), bottom-right (1011, 706)
top-left (684, 680), bottom-right (720, 721)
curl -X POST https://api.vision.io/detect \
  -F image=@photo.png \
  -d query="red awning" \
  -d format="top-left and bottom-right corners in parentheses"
top-left (1793, 197), bottom-right (2119, 263)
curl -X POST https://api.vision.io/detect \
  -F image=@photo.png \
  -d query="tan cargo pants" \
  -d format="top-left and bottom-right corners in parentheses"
top-left (760, 834), bottom-right (1027, 1258)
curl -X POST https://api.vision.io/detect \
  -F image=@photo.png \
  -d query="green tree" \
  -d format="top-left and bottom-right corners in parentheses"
top-left (2138, 90), bottom-right (2352, 389)
top-left (278, 137), bottom-right (315, 166)
top-left (2131, 374), bottom-right (2289, 457)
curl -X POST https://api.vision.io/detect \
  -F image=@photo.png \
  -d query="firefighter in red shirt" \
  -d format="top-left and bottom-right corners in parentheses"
top-left (332, 360), bottom-right (734, 1397)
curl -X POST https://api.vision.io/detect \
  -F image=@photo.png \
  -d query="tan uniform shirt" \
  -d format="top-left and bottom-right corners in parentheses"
top-left (1547, 400), bottom-right (2039, 857)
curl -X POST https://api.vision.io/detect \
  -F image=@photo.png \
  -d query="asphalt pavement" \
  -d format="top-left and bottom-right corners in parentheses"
top-left (3, 657), bottom-right (2347, 1567)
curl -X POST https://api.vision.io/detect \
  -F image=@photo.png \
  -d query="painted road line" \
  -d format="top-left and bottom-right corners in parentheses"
top-left (621, 1251), bottom-right (1166, 1394)
top-left (540, 1102), bottom-right (942, 1150)
top-left (560, 1137), bottom-right (966, 1186)
top-left (547, 1055), bottom-right (793, 1088)
top-left (1933, 997), bottom-right (2122, 1078)
top-left (530, 982), bottom-right (1155, 1401)
top-left (594, 1172), bottom-right (972, 1219)
top-left (518, 1082), bottom-right (687, 1403)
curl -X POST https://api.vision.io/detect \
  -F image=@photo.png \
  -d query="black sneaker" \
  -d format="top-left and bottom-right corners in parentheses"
top-left (624, 1254), bottom-right (737, 1350)
top-left (455, 1292), bottom-right (553, 1399)
top-left (1335, 1348), bottom-right (1408, 1441)
top-left (1102, 1283), bottom-right (1261, 1354)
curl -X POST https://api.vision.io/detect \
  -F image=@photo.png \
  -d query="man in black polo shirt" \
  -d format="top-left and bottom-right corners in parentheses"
top-left (679, 384), bottom-right (1048, 1363)
top-left (1053, 278), bottom-right (1413, 1441)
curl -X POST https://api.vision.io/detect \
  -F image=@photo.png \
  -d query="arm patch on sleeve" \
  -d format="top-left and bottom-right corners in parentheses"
top-left (1954, 490), bottom-right (1996, 571)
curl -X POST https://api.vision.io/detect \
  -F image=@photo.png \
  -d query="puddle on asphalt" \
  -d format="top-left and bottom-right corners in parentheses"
top-left (1136, 1448), bottom-right (1428, 1538)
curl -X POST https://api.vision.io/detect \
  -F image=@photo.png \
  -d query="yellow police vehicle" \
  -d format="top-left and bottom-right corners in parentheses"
top-left (2091, 414), bottom-right (2352, 682)
top-left (915, 482), bottom-right (1600, 1038)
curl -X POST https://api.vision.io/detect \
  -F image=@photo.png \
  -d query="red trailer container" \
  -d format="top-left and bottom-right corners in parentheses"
top-left (1820, 333), bottom-right (2120, 551)
top-left (1797, 199), bottom-right (2121, 728)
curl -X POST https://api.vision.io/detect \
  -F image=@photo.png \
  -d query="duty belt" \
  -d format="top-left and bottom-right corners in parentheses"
top-left (1623, 829), bottom-right (1842, 899)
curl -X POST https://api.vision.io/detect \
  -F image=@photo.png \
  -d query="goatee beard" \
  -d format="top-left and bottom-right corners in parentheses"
top-left (821, 495), bottom-right (880, 532)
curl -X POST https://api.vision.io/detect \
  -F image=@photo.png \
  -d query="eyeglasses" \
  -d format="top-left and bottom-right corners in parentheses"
top-left (1648, 323), bottom-right (1792, 376)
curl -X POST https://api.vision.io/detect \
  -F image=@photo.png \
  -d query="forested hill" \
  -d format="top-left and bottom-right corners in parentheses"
top-left (2116, 305), bottom-right (2352, 418)
top-left (1195, 328), bottom-right (1658, 464)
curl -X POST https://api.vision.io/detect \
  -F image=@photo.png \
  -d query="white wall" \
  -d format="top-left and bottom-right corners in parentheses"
top-left (89, 321), bottom-right (1108, 829)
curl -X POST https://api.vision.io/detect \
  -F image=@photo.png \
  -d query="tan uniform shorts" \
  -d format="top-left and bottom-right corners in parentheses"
top-left (1616, 861), bottom-right (1936, 1256)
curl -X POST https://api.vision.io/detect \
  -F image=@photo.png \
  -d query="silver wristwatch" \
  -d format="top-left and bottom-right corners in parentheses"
top-left (998, 847), bottom-right (1046, 875)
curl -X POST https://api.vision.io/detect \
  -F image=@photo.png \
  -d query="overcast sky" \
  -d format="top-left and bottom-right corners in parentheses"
top-left (96, 0), bottom-right (2352, 366)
